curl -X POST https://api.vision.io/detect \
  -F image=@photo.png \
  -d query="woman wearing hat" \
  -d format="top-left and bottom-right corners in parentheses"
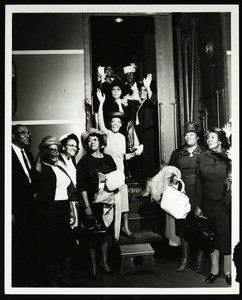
top-left (76, 128), bottom-right (117, 279)
top-left (97, 89), bottom-right (142, 238)
top-left (32, 135), bottom-right (77, 286)
top-left (123, 63), bottom-right (141, 103)
top-left (135, 74), bottom-right (159, 194)
top-left (101, 79), bottom-right (129, 132)
top-left (59, 133), bottom-right (80, 229)
top-left (97, 64), bottom-right (121, 100)
top-left (194, 127), bottom-right (231, 285)
top-left (169, 122), bottom-right (206, 272)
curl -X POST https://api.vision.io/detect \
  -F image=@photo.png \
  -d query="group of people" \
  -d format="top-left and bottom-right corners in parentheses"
top-left (94, 63), bottom-right (159, 187)
top-left (11, 63), bottom-right (232, 288)
top-left (12, 123), bottom-right (143, 286)
top-left (149, 121), bottom-right (232, 286)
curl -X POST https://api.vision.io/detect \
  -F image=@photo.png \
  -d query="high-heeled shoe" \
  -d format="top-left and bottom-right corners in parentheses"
top-left (120, 229), bottom-right (135, 239)
top-left (100, 261), bottom-right (114, 275)
top-left (176, 259), bottom-right (190, 272)
top-left (225, 274), bottom-right (231, 285)
top-left (88, 272), bottom-right (97, 281)
top-left (205, 272), bottom-right (220, 284)
top-left (61, 278), bottom-right (75, 287)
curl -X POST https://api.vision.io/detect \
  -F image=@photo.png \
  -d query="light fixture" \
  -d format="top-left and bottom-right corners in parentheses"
top-left (114, 17), bottom-right (124, 23)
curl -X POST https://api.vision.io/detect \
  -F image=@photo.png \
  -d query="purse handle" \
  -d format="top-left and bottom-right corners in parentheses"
top-left (177, 178), bottom-right (186, 193)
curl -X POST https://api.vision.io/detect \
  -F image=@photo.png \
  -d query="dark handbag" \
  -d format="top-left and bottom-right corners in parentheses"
top-left (184, 212), bottom-right (215, 253)
top-left (67, 183), bottom-right (78, 201)
top-left (78, 216), bottom-right (107, 234)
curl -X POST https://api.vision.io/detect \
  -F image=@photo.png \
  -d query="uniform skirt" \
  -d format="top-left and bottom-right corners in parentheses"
top-left (202, 197), bottom-right (231, 255)
top-left (34, 200), bottom-right (77, 263)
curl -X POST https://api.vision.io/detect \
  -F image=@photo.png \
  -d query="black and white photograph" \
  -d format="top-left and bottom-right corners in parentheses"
top-left (4, 4), bottom-right (240, 295)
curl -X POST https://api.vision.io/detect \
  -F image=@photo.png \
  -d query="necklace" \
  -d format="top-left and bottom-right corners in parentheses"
top-left (189, 153), bottom-right (193, 157)
top-left (92, 152), bottom-right (103, 158)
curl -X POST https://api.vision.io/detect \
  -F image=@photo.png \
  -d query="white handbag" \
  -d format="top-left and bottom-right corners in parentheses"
top-left (160, 179), bottom-right (191, 219)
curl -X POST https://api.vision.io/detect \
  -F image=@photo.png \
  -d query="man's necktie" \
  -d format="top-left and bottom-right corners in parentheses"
top-left (21, 149), bottom-right (31, 173)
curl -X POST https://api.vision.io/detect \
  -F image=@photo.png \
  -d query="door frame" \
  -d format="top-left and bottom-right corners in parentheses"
top-left (83, 13), bottom-right (176, 164)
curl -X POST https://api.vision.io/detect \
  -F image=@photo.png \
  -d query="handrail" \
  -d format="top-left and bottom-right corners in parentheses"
top-left (199, 90), bottom-right (223, 100)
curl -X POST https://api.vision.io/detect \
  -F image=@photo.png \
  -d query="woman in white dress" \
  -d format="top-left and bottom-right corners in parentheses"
top-left (59, 133), bottom-right (80, 228)
top-left (97, 87), bottom-right (143, 238)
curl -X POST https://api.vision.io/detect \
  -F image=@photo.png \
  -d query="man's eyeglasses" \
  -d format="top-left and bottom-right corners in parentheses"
top-left (16, 131), bottom-right (31, 136)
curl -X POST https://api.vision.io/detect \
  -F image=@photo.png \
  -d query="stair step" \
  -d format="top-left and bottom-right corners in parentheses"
top-left (118, 231), bottom-right (163, 245)
top-left (128, 215), bottom-right (159, 232)
top-left (129, 213), bottom-right (155, 220)
top-left (129, 200), bottom-right (154, 216)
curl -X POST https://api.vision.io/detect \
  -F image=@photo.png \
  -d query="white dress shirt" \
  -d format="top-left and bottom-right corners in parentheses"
top-left (12, 143), bottom-right (32, 183)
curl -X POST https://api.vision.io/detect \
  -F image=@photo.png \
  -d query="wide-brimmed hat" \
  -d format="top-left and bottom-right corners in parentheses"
top-left (110, 79), bottom-right (124, 90)
top-left (38, 135), bottom-right (61, 152)
top-left (183, 122), bottom-right (200, 135)
top-left (108, 111), bottom-right (126, 121)
top-left (81, 128), bottom-right (107, 151)
top-left (123, 63), bottom-right (137, 74)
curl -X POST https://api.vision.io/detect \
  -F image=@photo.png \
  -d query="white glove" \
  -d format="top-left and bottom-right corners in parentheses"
top-left (222, 122), bottom-right (232, 139)
top-left (96, 88), bottom-right (105, 103)
top-left (97, 66), bottom-right (106, 83)
top-left (143, 73), bottom-right (152, 90)
top-left (134, 144), bottom-right (144, 156)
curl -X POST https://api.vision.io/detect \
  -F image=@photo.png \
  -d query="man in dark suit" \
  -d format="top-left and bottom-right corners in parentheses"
top-left (12, 124), bottom-right (35, 286)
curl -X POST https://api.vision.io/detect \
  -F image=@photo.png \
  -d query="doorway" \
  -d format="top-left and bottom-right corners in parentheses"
top-left (90, 15), bottom-right (156, 84)
top-left (90, 15), bottom-right (159, 181)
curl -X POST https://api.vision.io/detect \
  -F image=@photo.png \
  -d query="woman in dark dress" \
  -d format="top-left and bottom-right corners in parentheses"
top-left (32, 135), bottom-right (77, 286)
top-left (194, 127), bottom-right (231, 285)
top-left (135, 75), bottom-right (159, 192)
top-left (76, 128), bottom-right (117, 279)
top-left (169, 122), bottom-right (206, 273)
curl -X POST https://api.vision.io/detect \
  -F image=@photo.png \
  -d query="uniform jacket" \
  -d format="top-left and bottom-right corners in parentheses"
top-left (32, 163), bottom-right (72, 207)
top-left (194, 150), bottom-right (231, 206)
top-left (169, 144), bottom-right (205, 187)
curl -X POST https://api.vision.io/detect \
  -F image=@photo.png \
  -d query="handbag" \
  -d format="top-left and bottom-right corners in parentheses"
top-left (160, 179), bottom-right (191, 219)
top-left (184, 212), bottom-right (215, 253)
top-left (67, 183), bottom-right (78, 202)
top-left (78, 216), bottom-right (107, 234)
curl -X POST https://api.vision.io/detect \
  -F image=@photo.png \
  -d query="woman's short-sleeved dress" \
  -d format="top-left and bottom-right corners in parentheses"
top-left (76, 152), bottom-right (117, 224)
top-left (104, 129), bottom-right (129, 212)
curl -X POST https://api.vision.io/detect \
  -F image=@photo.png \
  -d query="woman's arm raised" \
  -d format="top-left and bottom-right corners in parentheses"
top-left (97, 88), bottom-right (107, 132)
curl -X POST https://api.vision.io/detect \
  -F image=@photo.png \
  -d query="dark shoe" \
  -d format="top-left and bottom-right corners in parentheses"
top-left (61, 279), bottom-right (75, 287)
top-left (100, 261), bottom-right (113, 275)
top-left (225, 274), bottom-right (231, 285)
top-left (100, 262), bottom-right (114, 275)
top-left (205, 272), bottom-right (220, 284)
top-left (121, 229), bottom-right (135, 239)
top-left (88, 273), bottom-right (97, 281)
top-left (195, 264), bottom-right (205, 274)
top-left (176, 260), bottom-right (190, 272)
